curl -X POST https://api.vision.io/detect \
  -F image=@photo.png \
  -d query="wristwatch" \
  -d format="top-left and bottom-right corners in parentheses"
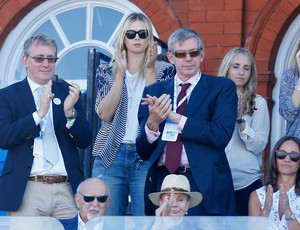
top-left (295, 85), bottom-right (300, 91)
top-left (236, 118), bottom-right (245, 124)
top-left (66, 109), bottom-right (77, 119)
top-left (285, 212), bottom-right (296, 221)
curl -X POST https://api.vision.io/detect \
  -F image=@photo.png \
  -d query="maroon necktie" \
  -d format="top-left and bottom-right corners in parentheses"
top-left (165, 83), bottom-right (191, 173)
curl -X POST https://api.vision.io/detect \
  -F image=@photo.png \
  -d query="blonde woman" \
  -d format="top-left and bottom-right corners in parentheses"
top-left (92, 12), bottom-right (175, 215)
top-left (217, 47), bottom-right (270, 215)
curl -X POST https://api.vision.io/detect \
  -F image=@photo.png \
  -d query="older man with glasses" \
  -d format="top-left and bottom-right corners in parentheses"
top-left (0, 34), bottom-right (92, 218)
top-left (136, 28), bottom-right (238, 216)
top-left (60, 178), bottom-right (112, 229)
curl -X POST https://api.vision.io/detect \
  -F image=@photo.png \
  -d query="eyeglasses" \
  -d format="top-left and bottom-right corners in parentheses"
top-left (171, 48), bottom-right (201, 59)
top-left (79, 192), bottom-right (109, 203)
top-left (275, 150), bottom-right (300, 162)
top-left (30, 56), bottom-right (58, 64)
top-left (125, 30), bottom-right (148, 39)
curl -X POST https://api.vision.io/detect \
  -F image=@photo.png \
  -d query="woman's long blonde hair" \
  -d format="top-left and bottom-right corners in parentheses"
top-left (111, 12), bottom-right (154, 78)
top-left (217, 47), bottom-right (257, 116)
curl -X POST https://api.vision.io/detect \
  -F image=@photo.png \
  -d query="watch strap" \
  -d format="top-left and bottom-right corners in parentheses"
top-left (236, 118), bottom-right (245, 124)
top-left (285, 213), bottom-right (296, 221)
top-left (66, 109), bottom-right (77, 119)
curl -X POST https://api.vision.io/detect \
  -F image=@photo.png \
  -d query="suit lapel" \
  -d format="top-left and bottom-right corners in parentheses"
top-left (185, 74), bottom-right (209, 116)
top-left (164, 79), bottom-right (174, 98)
top-left (16, 78), bottom-right (37, 113)
top-left (51, 82), bottom-right (63, 128)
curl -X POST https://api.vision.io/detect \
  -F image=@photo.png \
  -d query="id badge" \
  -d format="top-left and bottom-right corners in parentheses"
top-left (33, 136), bottom-right (43, 157)
top-left (162, 120), bottom-right (178, 142)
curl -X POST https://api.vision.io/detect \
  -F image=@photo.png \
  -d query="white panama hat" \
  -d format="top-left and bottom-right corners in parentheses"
top-left (148, 174), bottom-right (202, 208)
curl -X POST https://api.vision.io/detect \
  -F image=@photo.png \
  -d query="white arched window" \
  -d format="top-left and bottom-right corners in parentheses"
top-left (0, 0), bottom-right (158, 90)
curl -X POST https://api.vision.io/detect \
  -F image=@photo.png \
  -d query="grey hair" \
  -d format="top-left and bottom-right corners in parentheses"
top-left (23, 34), bottom-right (58, 57)
top-left (167, 28), bottom-right (204, 53)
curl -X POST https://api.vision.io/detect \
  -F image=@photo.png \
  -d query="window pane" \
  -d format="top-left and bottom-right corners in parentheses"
top-left (92, 7), bottom-right (123, 42)
top-left (15, 59), bottom-right (25, 81)
top-left (55, 46), bottom-right (112, 90)
top-left (33, 20), bottom-right (64, 53)
top-left (56, 7), bottom-right (86, 43)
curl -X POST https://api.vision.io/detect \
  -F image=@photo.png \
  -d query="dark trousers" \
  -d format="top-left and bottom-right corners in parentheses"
top-left (235, 179), bottom-right (262, 216)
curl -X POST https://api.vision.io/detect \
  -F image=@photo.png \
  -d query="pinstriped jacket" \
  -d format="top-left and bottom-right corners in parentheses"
top-left (92, 61), bottom-right (176, 169)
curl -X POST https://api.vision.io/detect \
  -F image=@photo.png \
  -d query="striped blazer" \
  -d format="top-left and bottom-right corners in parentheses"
top-left (92, 61), bottom-right (176, 169)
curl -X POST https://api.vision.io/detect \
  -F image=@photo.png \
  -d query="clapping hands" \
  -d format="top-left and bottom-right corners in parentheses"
top-left (115, 42), bottom-right (127, 76)
top-left (155, 189), bottom-right (175, 216)
top-left (262, 184), bottom-right (273, 216)
top-left (146, 42), bottom-right (158, 69)
top-left (64, 81), bottom-right (80, 117)
top-left (142, 94), bottom-right (172, 132)
top-left (279, 184), bottom-right (293, 218)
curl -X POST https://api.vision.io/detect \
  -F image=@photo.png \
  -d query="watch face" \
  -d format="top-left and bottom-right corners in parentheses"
top-left (286, 213), bottom-right (296, 221)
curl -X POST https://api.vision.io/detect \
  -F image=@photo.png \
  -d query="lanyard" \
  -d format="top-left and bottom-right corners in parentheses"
top-left (173, 72), bottom-right (201, 112)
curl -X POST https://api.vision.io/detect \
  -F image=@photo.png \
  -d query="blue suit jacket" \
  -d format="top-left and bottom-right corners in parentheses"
top-left (136, 74), bottom-right (238, 216)
top-left (0, 78), bottom-right (92, 211)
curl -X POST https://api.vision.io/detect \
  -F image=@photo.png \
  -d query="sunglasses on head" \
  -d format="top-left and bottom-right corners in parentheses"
top-left (79, 192), bottom-right (109, 203)
top-left (30, 56), bottom-right (58, 64)
top-left (275, 150), bottom-right (300, 162)
top-left (125, 30), bottom-right (148, 39)
top-left (171, 48), bottom-right (202, 59)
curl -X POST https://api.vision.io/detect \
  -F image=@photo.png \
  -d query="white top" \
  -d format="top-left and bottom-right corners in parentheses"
top-left (256, 186), bottom-right (300, 230)
top-left (225, 95), bottom-right (270, 190)
top-left (123, 70), bottom-right (146, 143)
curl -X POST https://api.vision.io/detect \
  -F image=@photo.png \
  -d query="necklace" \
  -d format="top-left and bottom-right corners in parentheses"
top-left (125, 71), bottom-right (139, 92)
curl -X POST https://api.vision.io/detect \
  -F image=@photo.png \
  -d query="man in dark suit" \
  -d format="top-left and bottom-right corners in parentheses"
top-left (0, 34), bottom-right (92, 218)
top-left (136, 28), bottom-right (237, 216)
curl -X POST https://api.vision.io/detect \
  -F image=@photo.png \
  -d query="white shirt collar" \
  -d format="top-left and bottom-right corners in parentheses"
top-left (77, 213), bottom-right (86, 230)
top-left (176, 71), bottom-right (201, 86)
top-left (27, 76), bottom-right (44, 93)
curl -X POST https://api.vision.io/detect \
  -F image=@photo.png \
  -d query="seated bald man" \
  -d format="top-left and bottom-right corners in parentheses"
top-left (60, 178), bottom-right (111, 229)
